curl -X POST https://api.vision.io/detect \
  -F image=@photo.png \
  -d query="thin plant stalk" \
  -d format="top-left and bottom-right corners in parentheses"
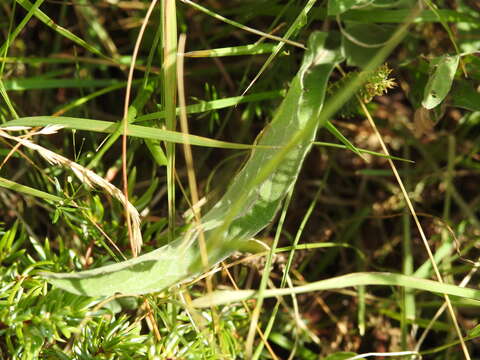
top-left (356, 98), bottom-right (471, 360)
top-left (177, 32), bottom-right (220, 342)
top-left (120, 0), bottom-right (158, 256)
top-left (401, 144), bottom-right (415, 348)
top-left (162, 0), bottom-right (178, 243)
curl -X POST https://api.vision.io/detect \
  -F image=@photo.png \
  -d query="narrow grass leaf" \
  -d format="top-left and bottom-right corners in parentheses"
top-left (181, 0), bottom-right (305, 49)
top-left (325, 121), bottom-right (363, 157)
top-left (241, 0), bottom-right (316, 95)
top-left (0, 0), bottom-right (45, 56)
top-left (184, 43), bottom-right (280, 57)
top-left (0, 177), bottom-right (63, 203)
top-left (191, 272), bottom-right (480, 308)
top-left (313, 141), bottom-right (413, 162)
top-left (4, 78), bottom-right (119, 91)
top-left (136, 90), bottom-right (283, 122)
top-left (1, 117), bottom-right (265, 150)
top-left (16, 0), bottom-right (108, 59)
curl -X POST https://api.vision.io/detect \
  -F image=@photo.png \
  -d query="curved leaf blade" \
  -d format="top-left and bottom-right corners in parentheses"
top-left (42, 31), bottom-right (344, 297)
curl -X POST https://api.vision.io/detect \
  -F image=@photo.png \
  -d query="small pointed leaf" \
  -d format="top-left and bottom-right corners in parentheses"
top-left (422, 54), bottom-right (460, 109)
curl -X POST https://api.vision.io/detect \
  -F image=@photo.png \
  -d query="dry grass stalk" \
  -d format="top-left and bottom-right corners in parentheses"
top-left (0, 126), bottom-right (143, 254)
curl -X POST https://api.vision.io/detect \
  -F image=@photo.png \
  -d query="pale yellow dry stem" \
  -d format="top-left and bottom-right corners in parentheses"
top-left (176, 34), bottom-right (208, 271)
top-left (0, 128), bottom-right (130, 260)
top-left (177, 32), bottom-right (224, 341)
top-left (0, 127), bottom-right (39, 170)
top-left (120, 0), bottom-right (158, 257)
top-left (143, 298), bottom-right (162, 341)
top-left (358, 100), bottom-right (471, 360)
top-left (0, 126), bottom-right (62, 170)
top-left (86, 214), bottom-right (127, 261)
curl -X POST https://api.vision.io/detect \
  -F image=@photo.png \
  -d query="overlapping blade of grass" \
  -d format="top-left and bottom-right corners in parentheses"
top-left (251, 179), bottom-right (326, 359)
top-left (313, 141), bottom-right (413, 162)
top-left (241, 0), bottom-right (318, 95)
top-left (184, 43), bottom-right (281, 58)
top-left (15, 0), bottom-right (109, 59)
top-left (135, 90), bottom-right (284, 122)
top-left (325, 120), bottom-right (364, 158)
top-left (1, 117), bottom-right (264, 150)
top-left (180, 0), bottom-right (305, 49)
top-left (191, 272), bottom-right (480, 308)
top-left (74, 0), bottom-right (119, 58)
top-left (0, 176), bottom-right (63, 203)
top-left (0, 0), bottom-right (44, 56)
top-left (3, 78), bottom-right (120, 91)
top-left (0, 55), bottom-right (160, 73)
top-left (224, 4), bottom-right (478, 24)
top-left (41, 31), bottom-right (343, 297)
top-left (90, 79), bottom-right (157, 169)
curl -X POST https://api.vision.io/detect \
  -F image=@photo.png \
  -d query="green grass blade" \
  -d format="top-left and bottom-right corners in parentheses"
top-left (191, 272), bottom-right (480, 308)
top-left (136, 90), bottom-right (283, 122)
top-left (181, 0), bottom-right (305, 49)
top-left (313, 141), bottom-right (413, 162)
top-left (325, 120), bottom-right (363, 157)
top-left (1, 117), bottom-right (264, 150)
top-left (74, 0), bottom-right (119, 58)
top-left (242, 0), bottom-right (317, 95)
top-left (15, 0), bottom-right (108, 59)
top-left (184, 43), bottom-right (279, 57)
top-left (252, 181), bottom-right (325, 359)
top-left (0, 80), bottom-right (18, 119)
top-left (87, 79), bottom-right (157, 168)
top-left (0, 0), bottom-right (45, 56)
top-left (53, 81), bottom-right (131, 116)
top-left (0, 177), bottom-right (63, 203)
top-left (4, 78), bottom-right (120, 91)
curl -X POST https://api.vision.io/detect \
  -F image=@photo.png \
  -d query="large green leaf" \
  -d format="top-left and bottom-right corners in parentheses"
top-left (451, 80), bottom-right (480, 112)
top-left (42, 31), bottom-right (344, 297)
